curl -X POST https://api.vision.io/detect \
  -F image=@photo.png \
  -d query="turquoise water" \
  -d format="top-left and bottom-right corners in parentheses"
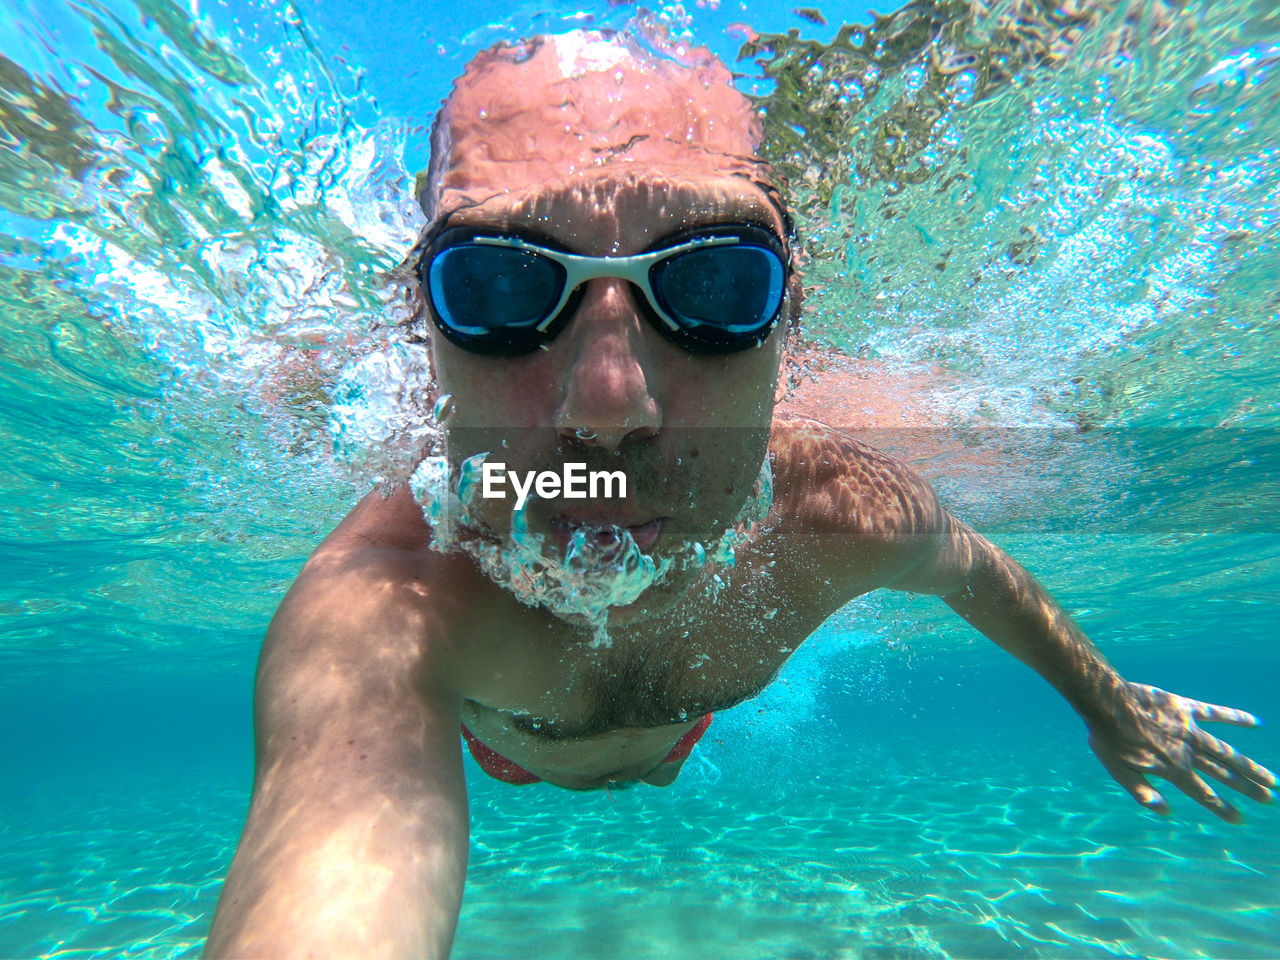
top-left (2, 0), bottom-right (1278, 956)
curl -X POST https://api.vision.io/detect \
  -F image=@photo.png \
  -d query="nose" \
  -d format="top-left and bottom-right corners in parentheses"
top-left (554, 279), bottom-right (662, 451)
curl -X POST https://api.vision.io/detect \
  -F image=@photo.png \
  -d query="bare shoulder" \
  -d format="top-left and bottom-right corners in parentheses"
top-left (768, 411), bottom-right (945, 540)
top-left (262, 486), bottom-right (472, 697)
top-left (323, 484), bottom-right (437, 552)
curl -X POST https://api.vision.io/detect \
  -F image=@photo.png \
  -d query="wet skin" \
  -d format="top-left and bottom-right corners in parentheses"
top-left (206, 35), bottom-right (1276, 960)
top-left (430, 174), bottom-right (788, 634)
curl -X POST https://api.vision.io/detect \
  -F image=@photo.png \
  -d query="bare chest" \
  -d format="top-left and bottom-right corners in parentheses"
top-left (433, 476), bottom-right (888, 785)
top-left (456, 632), bottom-right (778, 787)
top-left (453, 560), bottom-right (839, 786)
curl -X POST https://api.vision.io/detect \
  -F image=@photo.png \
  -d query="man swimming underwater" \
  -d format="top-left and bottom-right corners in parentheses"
top-left (205, 32), bottom-right (1275, 959)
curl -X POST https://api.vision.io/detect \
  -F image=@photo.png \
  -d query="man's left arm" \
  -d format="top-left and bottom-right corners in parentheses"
top-left (772, 415), bottom-right (1274, 820)
top-left (902, 512), bottom-right (1276, 822)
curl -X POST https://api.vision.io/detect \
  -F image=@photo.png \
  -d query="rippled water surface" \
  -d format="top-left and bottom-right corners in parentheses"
top-left (1, 0), bottom-right (1277, 956)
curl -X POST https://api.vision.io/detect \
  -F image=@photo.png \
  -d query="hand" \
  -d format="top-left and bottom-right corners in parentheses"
top-left (1087, 682), bottom-right (1276, 823)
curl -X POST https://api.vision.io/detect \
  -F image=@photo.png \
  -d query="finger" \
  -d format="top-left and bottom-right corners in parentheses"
top-left (1093, 746), bottom-right (1171, 815)
top-left (1165, 765), bottom-right (1243, 824)
top-left (1131, 686), bottom-right (1257, 727)
top-left (1191, 730), bottom-right (1280, 790)
top-left (1194, 755), bottom-right (1275, 805)
top-left (1188, 701), bottom-right (1260, 728)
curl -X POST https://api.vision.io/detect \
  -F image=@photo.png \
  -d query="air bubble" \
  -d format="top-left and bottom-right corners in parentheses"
top-left (431, 392), bottom-right (454, 422)
top-left (951, 71), bottom-right (976, 105)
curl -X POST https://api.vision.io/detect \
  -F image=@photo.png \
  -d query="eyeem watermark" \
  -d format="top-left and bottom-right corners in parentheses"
top-left (481, 462), bottom-right (627, 509)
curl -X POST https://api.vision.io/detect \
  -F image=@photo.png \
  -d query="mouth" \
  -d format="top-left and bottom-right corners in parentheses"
top-left (548, 517), bottom-right (666, 554)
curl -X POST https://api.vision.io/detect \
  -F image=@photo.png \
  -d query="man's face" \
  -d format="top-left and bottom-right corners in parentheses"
top-left (420, 36), bottom-right (790, 625)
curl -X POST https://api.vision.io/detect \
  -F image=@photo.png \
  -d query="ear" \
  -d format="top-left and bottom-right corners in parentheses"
top-left (786, 271), bottom-right (805, 325)
top-left (397, 269), bottom-right (443, 411)
top-left (772, 278), bottom-right (805, 404)
top-left (774, 352), bottom-right (789, 405)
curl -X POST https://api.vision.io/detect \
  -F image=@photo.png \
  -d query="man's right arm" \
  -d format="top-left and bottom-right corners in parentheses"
top-left (204, 546), bottom-right (469, 959)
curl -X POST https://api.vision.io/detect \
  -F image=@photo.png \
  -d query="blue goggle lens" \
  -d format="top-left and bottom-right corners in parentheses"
top-left (650, 244), bottom-right (785, 342)
top-left (428, 245), bottom-right (564, 335)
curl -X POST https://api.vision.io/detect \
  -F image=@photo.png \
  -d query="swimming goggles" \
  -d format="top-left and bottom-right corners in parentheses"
top-left (417, 223), bottom-right (790, 355)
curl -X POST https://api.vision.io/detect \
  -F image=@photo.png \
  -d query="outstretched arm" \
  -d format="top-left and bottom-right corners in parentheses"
top-left (912, 514), bottom-right (1275, 822)
top-left (205, 549), bottom-right (469, 959)
top-left (769, 416), bottom-right (1273, 821)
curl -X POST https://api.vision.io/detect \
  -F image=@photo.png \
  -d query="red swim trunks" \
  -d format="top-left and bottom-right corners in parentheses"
top-left (460, 713), bottom-right (714, 786)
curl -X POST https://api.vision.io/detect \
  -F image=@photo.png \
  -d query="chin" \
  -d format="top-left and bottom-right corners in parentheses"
top-left (546, 570), bottom-right (693, 631)
top-left (609, 566), bottom-right (702, 624)
top-left (542, 595), bottom-right (657, 630)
